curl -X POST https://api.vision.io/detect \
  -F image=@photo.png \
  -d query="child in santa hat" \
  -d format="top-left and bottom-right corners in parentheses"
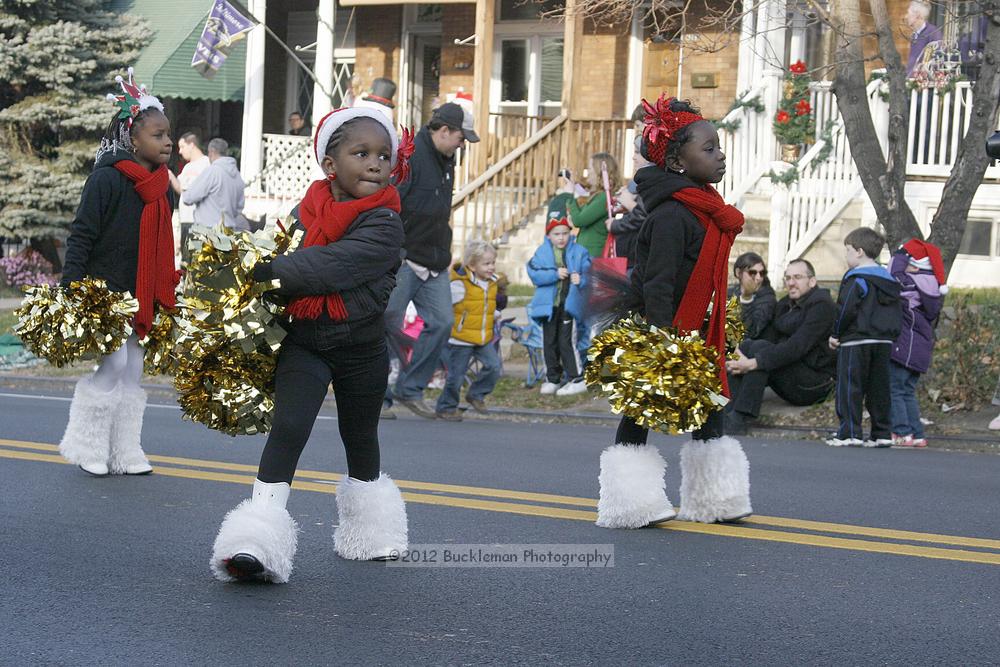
top-left (888, 239), bottom-right (947, 448)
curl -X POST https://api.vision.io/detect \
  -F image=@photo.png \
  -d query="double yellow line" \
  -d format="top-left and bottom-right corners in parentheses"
top-left (3, 437), bottom-right (1000, 566)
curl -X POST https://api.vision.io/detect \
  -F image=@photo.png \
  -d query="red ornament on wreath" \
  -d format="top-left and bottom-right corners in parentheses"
top-left (776, 110), bottom-right (791, 124)
top-left (790, 60), bottom-right (807, 74)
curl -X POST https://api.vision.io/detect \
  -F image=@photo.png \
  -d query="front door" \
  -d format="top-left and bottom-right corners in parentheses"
top-left (405, 36), bottom-right (441, 129)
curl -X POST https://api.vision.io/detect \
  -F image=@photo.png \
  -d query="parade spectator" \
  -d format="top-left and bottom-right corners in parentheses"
top-left (527, 217), bottom-right (591, 396)
top-left (168, 132), bottom-right (210, 254)
top-left (560, 153), bottom-right (620, 260)
top-left (288, 111), bottom-right (311, 137)
top-left (827, 228), bottom-right (902, 448)
top-left (888, 240), bottom-right (946, 448)
top-left (726, 252), bottom-right (776, 340)
top-left (354, 78), bottom-right (398, 121)
top-left (435, 241), bottom-right (507, 421)
top-left (384, 102), bottom-right (479, 418)
top-left (607, 136), bottom-right (649, 269)
top-left (182, 138), bottom-right (249, 232)
top-left (905, 1), bottom-right (943, 76)
top-left (725, 259), bottom-right (837, 434)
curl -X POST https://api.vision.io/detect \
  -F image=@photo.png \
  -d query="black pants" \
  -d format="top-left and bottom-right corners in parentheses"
top-left (541, 302), bottom-right (581, 384)
top-left (728, 339), bottom-right (834, 419)
top-left (615, 408), bottom-right (724, 445)
top-left (257, 337), bottom-right (388, 484)
top-left (834, 343), bottom-right (892, 441)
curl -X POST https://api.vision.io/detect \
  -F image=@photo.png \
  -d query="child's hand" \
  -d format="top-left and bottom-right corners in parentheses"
top-left (828, 336), bottom-right (840, 350)
top-left (558, 267), bottom-right (569, 279)
top-left (570, 272), bottom-right (581, 285)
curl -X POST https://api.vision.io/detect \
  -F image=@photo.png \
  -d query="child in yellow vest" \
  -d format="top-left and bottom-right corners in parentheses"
top-left (435, 241), bottom-right (507, 421)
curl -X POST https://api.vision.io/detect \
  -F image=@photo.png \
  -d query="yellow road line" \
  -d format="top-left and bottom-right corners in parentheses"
top-left (4, 439), bottom-right (1000, 555)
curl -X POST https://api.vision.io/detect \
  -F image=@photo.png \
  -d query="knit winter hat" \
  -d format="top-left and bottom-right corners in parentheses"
top-left (902, 238), bottom-right (948, 293)
top-left (313, 107), bottom-right (414, 183)
top-left (546, 217), bottom-right (571, 235)
top-left (641, 94), bottom-right (705, 169)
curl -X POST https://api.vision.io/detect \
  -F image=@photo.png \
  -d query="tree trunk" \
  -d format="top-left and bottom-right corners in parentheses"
top-left (928, 5), bottom-right (1000, 274)
top-left (830, 0), bottom-right (922, 248)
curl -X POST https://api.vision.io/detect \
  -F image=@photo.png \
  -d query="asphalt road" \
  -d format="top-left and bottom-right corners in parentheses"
top-left (2, 386), bottom-right (999, 666)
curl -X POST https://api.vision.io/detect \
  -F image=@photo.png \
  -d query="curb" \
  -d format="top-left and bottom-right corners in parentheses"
top-left (3, 373), bottom-right (998, 453)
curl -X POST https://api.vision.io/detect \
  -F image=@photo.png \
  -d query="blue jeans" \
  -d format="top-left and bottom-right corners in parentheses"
top-left (890, 361), bottom-right (924, 438)
top-left (435, 342), bottom-right (501, 412)
top-left (384, 263), bottom-right (454, 401)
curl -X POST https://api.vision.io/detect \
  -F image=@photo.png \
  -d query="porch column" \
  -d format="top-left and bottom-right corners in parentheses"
top-left (472, 0), bottom-right (495, 173)
top-left (312, 0), bottom-right (337, 129)
top-left (763, 0), bottom-right (787, 69)
top-left (240, 0), bottom-right (267, 181)
top-left (736, 0), bottom-right (756, 93)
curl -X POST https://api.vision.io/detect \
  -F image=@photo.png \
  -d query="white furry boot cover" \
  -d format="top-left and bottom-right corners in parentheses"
top-left (596, 444), bottom-right (677, 529)
top-left (59, 375), bottom-right (118, 476)
top-left (678, 436), bottom-right (752, 523)
top-left (210, 480), bottom-right (299, 583)
top-left (333, 474), bottom-right (409, 561)
top-left (108, 384), bottom-right (152, 475)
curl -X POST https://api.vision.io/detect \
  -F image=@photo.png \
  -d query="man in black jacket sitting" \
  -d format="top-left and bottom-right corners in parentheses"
top-left (384, 102), bottom-right (480, 418)
top-left (724, 258), bottom-right (837, 434)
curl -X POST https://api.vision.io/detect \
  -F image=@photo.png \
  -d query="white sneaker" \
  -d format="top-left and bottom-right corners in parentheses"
top-left (540, 382), bottom-right (559, 395)
top-left (556, 379), bottom-right (588, 396)
top-left (863, 438), bottom-right (893, 448)
top-left (825, 437), bottom-right (863, 447)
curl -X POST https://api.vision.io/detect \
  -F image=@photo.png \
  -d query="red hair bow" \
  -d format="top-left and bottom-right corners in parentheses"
top-left (391, 127), bottom-right (415, 184)
top-left (641, 94), bottom-right (704, 167)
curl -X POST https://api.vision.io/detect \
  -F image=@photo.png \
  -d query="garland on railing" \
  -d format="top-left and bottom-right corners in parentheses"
top-left (766, 120), bottom-right (837, 187)
top-left (712, 90), bottom-right (765, 133)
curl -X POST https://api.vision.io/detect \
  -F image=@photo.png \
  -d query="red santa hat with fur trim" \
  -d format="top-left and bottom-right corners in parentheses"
top-left (902, 238), bottom-right (948, 294)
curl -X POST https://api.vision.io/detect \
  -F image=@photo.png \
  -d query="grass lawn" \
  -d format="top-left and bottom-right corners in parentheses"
top-left (0, 308), bottom-right (16, 336)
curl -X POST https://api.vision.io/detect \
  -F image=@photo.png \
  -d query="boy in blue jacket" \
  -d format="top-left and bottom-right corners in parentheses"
top-left (827, 227), bottom-right (903, 448)
top-left (527, 218), bottom-right (591, 396)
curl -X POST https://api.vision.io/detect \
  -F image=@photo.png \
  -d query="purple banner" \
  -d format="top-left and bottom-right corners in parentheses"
top-left (191, 0), bottom-right (258, 79)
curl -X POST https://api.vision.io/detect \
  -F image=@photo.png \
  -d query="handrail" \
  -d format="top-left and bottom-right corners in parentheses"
top-left (451, 114), bottom-right (568, 208)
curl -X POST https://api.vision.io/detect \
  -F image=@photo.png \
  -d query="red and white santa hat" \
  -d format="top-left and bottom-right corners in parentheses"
top-left (902, 238), bottom-right (948, 293)
top-left (313, 106), bottom-right (415, 183)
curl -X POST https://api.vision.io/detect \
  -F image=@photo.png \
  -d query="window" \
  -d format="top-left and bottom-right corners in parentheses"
top-left (958, 218), bottom-right (993, 256)
top-left (499, 0), bottom-right (563, 22)
top-left (416, 4), bottom-right (442, 23)
top-left (500, 40), bottom-right (529, 108)
top-left (495, 36), bottom-right (563, 116)
top-left (539, 37), bottom-right (563, 117)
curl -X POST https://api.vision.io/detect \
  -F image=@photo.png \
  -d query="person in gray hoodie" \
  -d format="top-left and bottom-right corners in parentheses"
top-left (182, 137), bottom-right (250, 231)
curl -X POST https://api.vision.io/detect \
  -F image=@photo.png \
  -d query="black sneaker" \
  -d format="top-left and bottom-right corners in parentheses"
top-left (225, 553), bottom-right (266, 582)
top-left (724, 410), bottom-right (750, 436)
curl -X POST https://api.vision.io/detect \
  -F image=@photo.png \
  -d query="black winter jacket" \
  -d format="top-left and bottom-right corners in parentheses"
top-left (727, 282), bottom-right (777, 340)
top-left (609, 193), bottom-right (646, 268)
top-left (61, 149), bottom-right (178, 292)
top-left (257, 205), bottom-right (405, 349)
top-left (751, 286), bottom-right (837, 377)
top-left (630, 167), bottom-right (707, 328)
top-left (832, 265), bottom-right (903, 343)
top-left (397, 127), bottom-right (455, 271)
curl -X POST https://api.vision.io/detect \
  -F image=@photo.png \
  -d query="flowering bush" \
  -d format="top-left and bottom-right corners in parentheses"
top-left (773, 60), bottom-right (815, 145)
top-left (0, 249), bottom-right (58, 289)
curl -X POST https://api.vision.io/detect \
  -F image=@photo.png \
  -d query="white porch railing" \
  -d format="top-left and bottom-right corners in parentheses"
top-left (907, 82), bottom-right (1000, 178)
top-left (717, 79), bottom-right (779, 206)
top-left (245, 134), bottom-right (317, 203)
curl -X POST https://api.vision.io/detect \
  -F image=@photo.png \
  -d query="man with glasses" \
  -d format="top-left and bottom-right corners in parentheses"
top-left (723, 259), bottom-right (837, 434)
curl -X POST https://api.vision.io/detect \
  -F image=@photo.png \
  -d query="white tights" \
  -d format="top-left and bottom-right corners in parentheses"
top-left (92, 335), bottom-right (145, 393)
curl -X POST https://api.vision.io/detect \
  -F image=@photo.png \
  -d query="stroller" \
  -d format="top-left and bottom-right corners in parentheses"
top-left (500, 319), bottom-right (546, 388)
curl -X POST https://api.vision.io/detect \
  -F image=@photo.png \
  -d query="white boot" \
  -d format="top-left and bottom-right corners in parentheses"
top-left (596, 444), bottom-right (677, 529)
top-left (59, 376), bottom-right (118, 476)
top-left (108, 384), bottom-right (152, 475)
top-left (210, 479), bottom-right (299, 583)
top-left (333, 474), bottom-right (408, 561)
top-left (678, 436), bottom-right (753, 523)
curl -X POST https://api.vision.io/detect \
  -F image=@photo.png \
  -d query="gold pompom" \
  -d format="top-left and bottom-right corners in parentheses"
top-left (14, 279), bottom-right (138, 367)
top-left (140, 307), bottom-right (182, 376)
top-left (725, 295), bottom-right (746, 359)
top-left (169, 222), bottom-right (299, 436)
top-left (585, 314), bottom-right (727, 434)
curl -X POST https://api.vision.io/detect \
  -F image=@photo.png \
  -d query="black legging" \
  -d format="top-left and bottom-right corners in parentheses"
top-left (615, 408), bottom-right (724, 445)
top-left (257, 337), bottom-right (387, 484)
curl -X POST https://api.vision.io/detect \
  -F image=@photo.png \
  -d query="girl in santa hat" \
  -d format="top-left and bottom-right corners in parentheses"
top-left (58, 68), bottom-right (177, 478)
top-left (595, 96), bottom-right (752, 528)
top-left (888, 239), bottom-right (947, 448)
top-left (210, 107), bottom-right (413, 583)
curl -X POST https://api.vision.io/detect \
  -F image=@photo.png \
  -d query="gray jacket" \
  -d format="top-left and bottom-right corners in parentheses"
top-left (182, 156), bottom-right (249, 231)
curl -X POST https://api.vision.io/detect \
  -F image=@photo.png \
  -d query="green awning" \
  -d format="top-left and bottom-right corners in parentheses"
top-left (111, 0), bottom-right (247, 102)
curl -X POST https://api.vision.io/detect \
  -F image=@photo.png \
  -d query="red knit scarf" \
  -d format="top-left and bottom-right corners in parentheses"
top-left (113, 161), bottom-right (177, 339)
top-left (285, 179), bottom-right (401, 321)
top-left (671, 185), bottom-right (744, 396)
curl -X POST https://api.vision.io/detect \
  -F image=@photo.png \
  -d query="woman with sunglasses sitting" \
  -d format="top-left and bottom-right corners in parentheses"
top-left (727, 252), bottom-right (776, 340)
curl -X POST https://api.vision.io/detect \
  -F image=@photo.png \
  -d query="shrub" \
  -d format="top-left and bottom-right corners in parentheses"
top-left (0, 248), bottom-right (57, 289)
top-left (925, 291), bottom-right (1000, 409)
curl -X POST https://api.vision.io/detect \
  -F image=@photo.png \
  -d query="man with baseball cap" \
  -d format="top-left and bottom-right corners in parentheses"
top-left (383, 102), bottom-right (480, 419)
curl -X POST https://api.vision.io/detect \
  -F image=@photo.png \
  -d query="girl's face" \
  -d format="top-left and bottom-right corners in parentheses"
top-left (130, 111), bottom-right (173, 170)
top-left (469, 252), bottom-right (497, 281)
top-left (738, 263), bottom-right (766, 292)
top-left (322, 118), bottom-right (392, 201)
top-left (670, 120), bottom-right (726, 185)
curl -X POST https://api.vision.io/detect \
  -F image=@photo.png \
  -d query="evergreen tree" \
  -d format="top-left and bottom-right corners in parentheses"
top-left (0, 1), bottom-right (147, 259)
